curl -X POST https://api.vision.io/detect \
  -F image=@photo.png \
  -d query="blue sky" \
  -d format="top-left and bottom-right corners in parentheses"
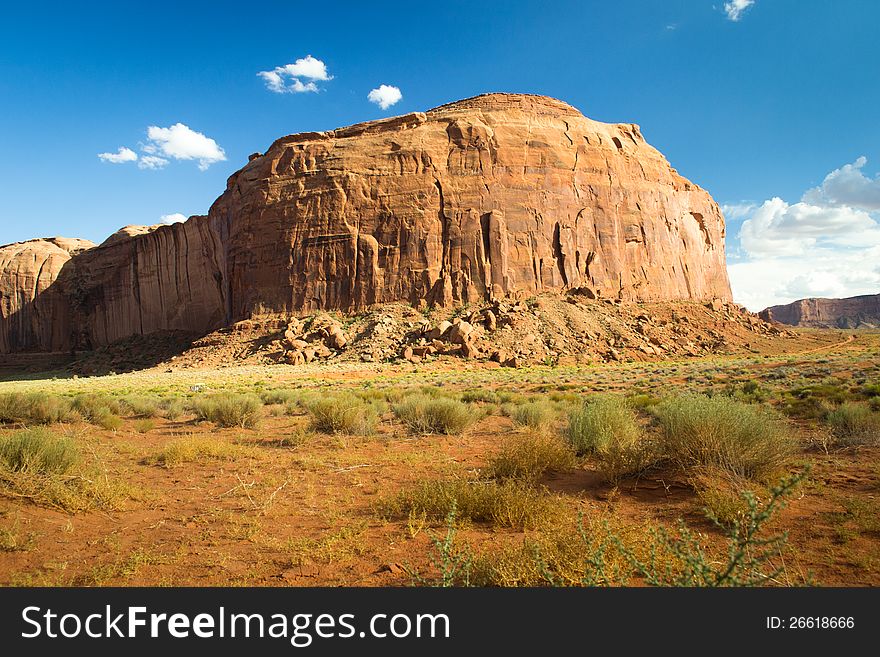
top-left (1, 0), bottom-right (878, 309)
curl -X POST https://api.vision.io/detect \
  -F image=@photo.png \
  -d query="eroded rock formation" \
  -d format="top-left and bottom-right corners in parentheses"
top-left (760, 294), bottom-right (880, 328)
top-left (0, 93), bottom-right (732, 353)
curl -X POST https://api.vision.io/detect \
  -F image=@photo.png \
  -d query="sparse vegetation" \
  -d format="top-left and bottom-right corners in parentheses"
top-left (306, 393), bottom-right (378, 435)
top-left (381, 478), bottom-right (561, 530)
top-left (565, 395), bottom-right (656, 481)
top-left (0, 428), bottom-right (80, 475)
top-left (510, 400), bottom-right (557, 430)
top-left (393, 395), bottom-right (478, 435)
top-left (826, 402), bottom-right (880, 446)
top-left (652, 394), bottom-right (794, 480)
top-left (485, 432), bottom-right (576, 482)
top-left (0, 428), bottom-right (127, 511)
top-left (147, 435), bottom-right (244, 467)
top-left (0, 392), bottom-right (74, 426)
top-left (192, 393), bottom-right (262, 429)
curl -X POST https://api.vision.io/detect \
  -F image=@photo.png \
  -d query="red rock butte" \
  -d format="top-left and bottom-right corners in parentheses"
top-left (0, 93), bottom-right (732, 354)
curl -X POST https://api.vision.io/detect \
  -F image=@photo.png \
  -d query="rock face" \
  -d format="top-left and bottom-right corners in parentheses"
top-left (760, 294), bottom-right (880, 328)
top-left (0, 238), bottom-right (94, 353)
top-left (0, 93), bottom-right (732, 354)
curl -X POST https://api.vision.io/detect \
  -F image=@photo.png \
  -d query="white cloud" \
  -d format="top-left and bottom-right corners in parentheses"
top-left (367, 84), bottom-right (402, 110)
top-left (728, 248), bottom-right (880, 311)
top-left (720, 202), bottom-right (757, 220)
top-left (724, 0), bottom-right (755, 21)
top-left (258, 55), bottom-right (332, 94)
top-left (137, 155), bottom-right (169, 170)
top-left (160, 213), bottom-right (187, 224)
top-left (739, 198), bottom-right (880, 257)
top-left (143, 123), bottom-right (226, 170)
top-left (802, 156), bottom-right (880, 211)
top-left (730, 157), bottom-right (880, 310)
top-left (97, 146), bottom-right (138, 164)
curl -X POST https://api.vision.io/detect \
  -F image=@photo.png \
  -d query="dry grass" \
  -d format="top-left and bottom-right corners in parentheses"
top-left (510, 400), bottom-right (558, 430)
top-left (652, 394), bottom-right (794, 481)
top-left (393, 395), bottom-right (478, 435)
top-left (379, 478), bottom-right (563, 530)
top-left (0, 428), bottom-right (128, 512)
top-left (192, 393), bottom-right (262, 429)
top-left (306, 393), bottom-right (378, 435)
top-left (565, 395), bottom-right (657, 481)
top-left (147, 435), bottom-right (246, 467)
top-left (826, 402), bottom-right (880, 446)
top-left (485, 432), bottom-right (576, 482)
top-left (0, 392), bottom-right (75, 425)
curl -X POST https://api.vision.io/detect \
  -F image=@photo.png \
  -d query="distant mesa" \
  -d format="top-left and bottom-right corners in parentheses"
top-left (760, 293), bottom-right (880, 329)
top-left (0, 93), bottom-right (732, 354)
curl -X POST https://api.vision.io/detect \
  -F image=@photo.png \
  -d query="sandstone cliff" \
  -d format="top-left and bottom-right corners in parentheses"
top-left (0, 93), bottom-right (732, 354)
top-left (760, 293), bottom-right (880, 328)
top-left (0, 238), bottom-right (94, 353)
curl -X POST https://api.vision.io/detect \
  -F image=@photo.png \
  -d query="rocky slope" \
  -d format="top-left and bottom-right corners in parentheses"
top-left (760, 294), bottom-right (880, 328)
top-left (1, 93), bottom-right (732, 354)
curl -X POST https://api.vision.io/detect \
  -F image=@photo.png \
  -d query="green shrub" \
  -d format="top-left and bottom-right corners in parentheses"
top-left (565, 395), bottom-right (641, 456)
top-left (461, 390), bottom-right (501, 404)
top-left (307, 393), bottom-right (378, 435)
top-left (148, 436), bottom-right (244, 467)
top-left (95, 413), bottom-right (123, 431)
top-left (510, 401), bottom-right (557, 430)
top-left (393, 395), bottom-right (478, 435)
top-left (0, 392), bottom-right (74, 425)
top-left (192, 393), bottom-right (262, 429)
top-left (652, 394), bottom-right (794, 480)
top-left (120, 395), bottom-right (161, 418)
top-left (826, 402), bottom-right (880, 446)
top-left (565, 396), bottom-right (657, 481)
top-left (485, 433), bottom-right (576, 482)
top-left (260, 388), bottom-right (301, 405)
top-left (0, 428), bottom-right (80, 474)
top-left (133, 419), bottom-right (155, 434)
top-left (381, 478), bottom-right (561, 530)
top-left (162, 397), bottom-right (187, 421)
top-left (72, 394), bottom-right (122, 424)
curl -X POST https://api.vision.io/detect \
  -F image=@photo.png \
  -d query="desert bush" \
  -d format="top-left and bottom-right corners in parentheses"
top-left (95, 413), bottom-right (123, 431)
top-left (0, 428), bottom-right (127, 512)
top-left (192, 393), bottom-right (262, 429)
top-left (871, 397), bottom-right (880, 413)
top-left (306, 393), bottom-right (378, 435)
top-left (468, 473), bottom-right (804, 587)
top-left (72, 394), bottom-right (122, 428)
top-left (826, 402), bottom-right (880, 446)
top-left (120, 395), bottom-right (161, 418)
top-left (381, 478), bottom-right (561, 530)
top-left (564, 395), bottom-right (656, 480)
top-left (461, 390), bottom-right (501, 404)
top-left (510, 401), bottom-right (557, 430)
top-left (565, 395), bottom-right (641, 456)
top-left (0, 392), bottom-right (74, 425)
top-left (485, 433), bottom-right (576, 482)
top-left (0, 428), bottom-right (80, 475)
top-left (133, 419), bottom-right (155, 434)
top-left (161, 397), bottom-right (187, 421)
top-left (148, 435), bottom-right (243, 467)
top-left (393, 395), bottom-right (478, 435)
top-left (260, 388), bottom-right (301, 405)
top-left (652, 394), bottom-right (794, 480)
top-left (690, 469), bottom-right (757, 527)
